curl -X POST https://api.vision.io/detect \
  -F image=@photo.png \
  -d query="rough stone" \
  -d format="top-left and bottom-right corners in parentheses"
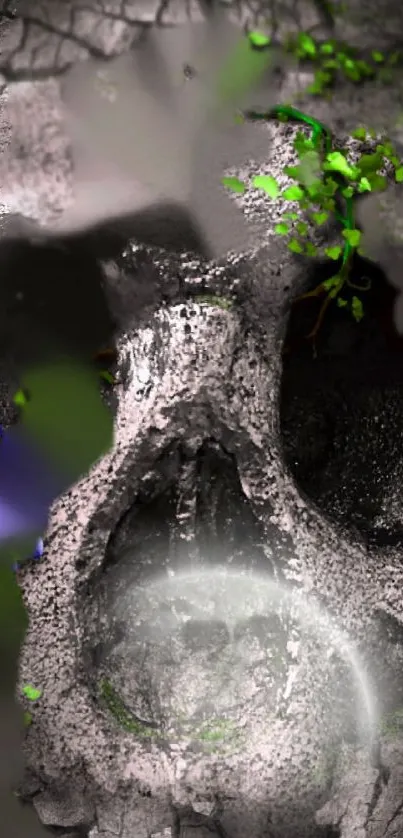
top-left (32, 787), bottom-right (95, 829)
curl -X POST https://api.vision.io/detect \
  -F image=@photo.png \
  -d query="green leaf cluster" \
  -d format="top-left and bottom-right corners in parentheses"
top-left (275, 125), bottom-right (401, 321)
top-left (219, 27), bottom-right (403, 334)
top-left (223, 111), bottom-right (402, 325)
top-left (284, 32), bottom-right (403, 97)
top-left (22, 683), bottom-right (42, 701)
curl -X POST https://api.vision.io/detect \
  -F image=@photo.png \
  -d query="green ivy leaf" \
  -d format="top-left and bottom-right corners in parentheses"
top-left (315, 71), bottom-right (333, 87)
top-left (304, 242), bottom-right (317, 257)
top-left (283, 212), bottom-right (299, 221)
top-left (306, 180), bottom-right (323, 200)
top-left (312, 211), bottom-right (329, 226)
top-left (283, 165), bottom-right (301, 179)
top-left (13, 389), bottom-right (28, 408)
top-left (322, 178), bottom-right (340, 197)
top-left (358, 152), bottom-right (384, 174)
top-left (282, 185), bottom-right (305, 201)
top-left (395, 167), bottom-right (403, 183)
top-left (342, 66), bottom-right (361, 82)
top-left (381, 143), bottom-right (400, 166)
top-left (351, 126), bottom-right (367, 140)
top-left (354, 59), bottom-right (374, 78)
top-left (371, 50), bottom-right (384, 63)
top-left (248, 31), bottom-right (271, 49)
top-left (341, 186), bottom-right (354, 198)
top-left (325, 246), bottom-right (342, 260)
top-left (358, 177), bottom-right (371, 192)
top-left (382, 140), bottom-right (398, 156)
top-left (351, 296), bottom-right (364, 322)
top-left (324, 151), bottom-right (359, 179)
top-left (22, 684), bottom-right (42, 701)
top-left (320, 42), bottom-right (335, 55)
top-left (338, 53), bottom-right (354, 69)
top-left (294, 131), bottom-right (315, 156)
top-left (275, 222), bottom-right (289, 235)
top-left (288, 239), bottom-right (304, 254)
top-left (366, 173), bottom-right (387, 191)
top-left (337, 297), bottom-right (348, 307)
top-left (252, 174), bottom-right (280, 198)
top-left (296, 222), bottom-right (308, 236)
top-left (321, 198), bottom-right (336, 214)
top-left (221, 176), bottom-right (246, 193)
top-left (307, 70), bottom-right (332, 94)
top-left (23, 712), bottom-right (33, 727)
top-left (342, 228), bottom-right (361, 247)
top-left (322, 59), bottom-right (339, 70)
top-left (297, 32), bottom-right (317, 57)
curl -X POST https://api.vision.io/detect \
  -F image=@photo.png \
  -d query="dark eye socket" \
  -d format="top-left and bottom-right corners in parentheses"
top-left (233, 614), bottom-right (286, 648)
top-left (180, 619), bottom-right (230, 652)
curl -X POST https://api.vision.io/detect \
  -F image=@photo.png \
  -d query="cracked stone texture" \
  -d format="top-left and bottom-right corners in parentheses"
top-left (1, 1), bottom-right (403, 838)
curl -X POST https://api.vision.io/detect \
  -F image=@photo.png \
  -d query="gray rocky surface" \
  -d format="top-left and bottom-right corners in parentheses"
top-left (1, 2), bottom-right (403, 838)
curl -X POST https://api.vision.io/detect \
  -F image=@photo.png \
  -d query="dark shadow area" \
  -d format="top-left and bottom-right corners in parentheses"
top-left (172, 799), bottom-right (342, 838)
top-left (0, 199), bottom-right (215, 377)
top-left (0, 225), bottom-right (120, 372)
top-left (104, 439), bottom-right (279, 577)
top-left (218, 798), bottom-right (342, 838)
top-left (280, 253), bottom-right (403, 547)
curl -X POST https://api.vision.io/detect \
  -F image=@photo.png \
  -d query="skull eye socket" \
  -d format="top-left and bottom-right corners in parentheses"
top-left (180, 619), bottom-right (230, 653)
top-left (280, 253), bottom-right (403, 545)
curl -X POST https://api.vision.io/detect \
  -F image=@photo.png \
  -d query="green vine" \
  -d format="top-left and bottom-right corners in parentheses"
top-left (221, 29), bottom-right (403, 353)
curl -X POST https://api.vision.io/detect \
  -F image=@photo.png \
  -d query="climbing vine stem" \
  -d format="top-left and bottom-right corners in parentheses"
top-left (231, 98), bottom-right (403, 355)
top-left (242, 105), bottom-right (354, 351)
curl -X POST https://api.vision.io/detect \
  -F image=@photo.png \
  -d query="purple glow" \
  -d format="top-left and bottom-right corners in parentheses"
top-left (0, 425), bottom-right (70, 542)
top-left (0, 499), bottom-right (30, 540)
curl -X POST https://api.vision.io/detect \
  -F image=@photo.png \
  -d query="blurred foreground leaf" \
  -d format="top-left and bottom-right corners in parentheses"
top-left (20, 360), bottom-right (114, 479)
